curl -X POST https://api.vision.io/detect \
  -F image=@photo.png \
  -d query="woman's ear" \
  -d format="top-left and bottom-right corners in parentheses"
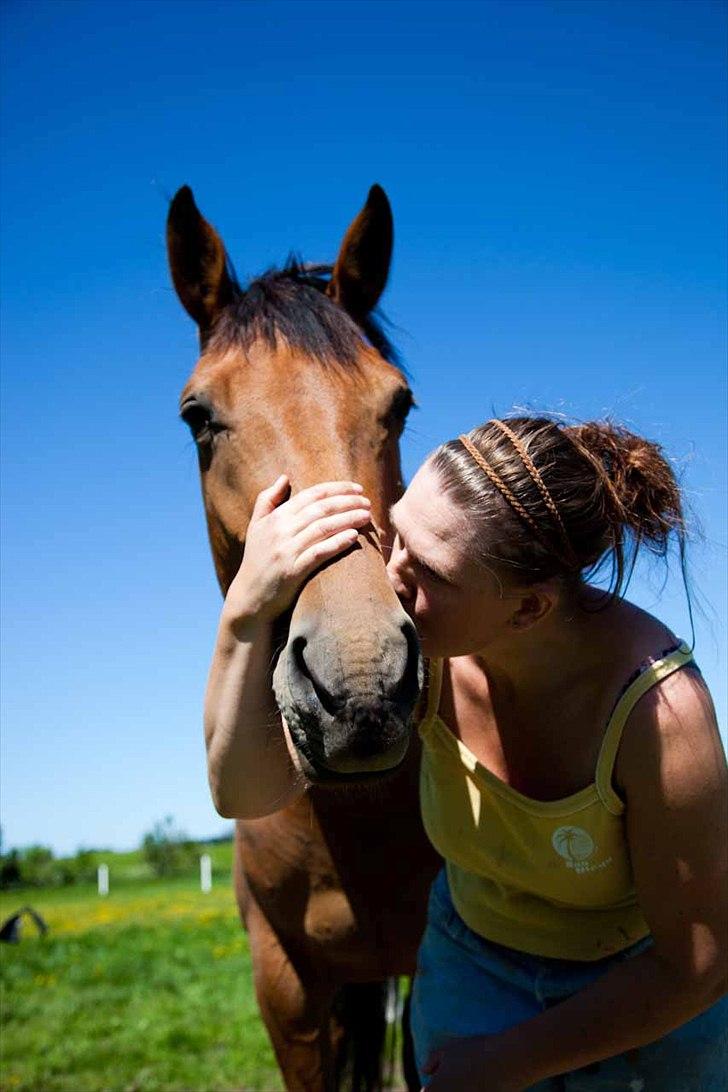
top-left (509, 588), bottom-right (557, 631)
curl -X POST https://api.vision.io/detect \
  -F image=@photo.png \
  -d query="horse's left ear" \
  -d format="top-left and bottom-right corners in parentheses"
top-left (327, 184), bottom-right (393, 321)
top-left (166, 185), bottom-right (235, 331)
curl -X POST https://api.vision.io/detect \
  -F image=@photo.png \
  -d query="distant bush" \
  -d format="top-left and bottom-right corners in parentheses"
top-left (141, 816), bottom-right (200, 878)
top-left (0, 845), bottom-right (108, 890)
top-left (0, 845), bottom-right (59, 889)
top-left (0, 848), bottom-right (23, 889)
top-left (199, 830), bottom-right (234, 845)
top-left (69, 848), bottom-right (99, 885)
top-left (0, 823), bottom-right (220, 890)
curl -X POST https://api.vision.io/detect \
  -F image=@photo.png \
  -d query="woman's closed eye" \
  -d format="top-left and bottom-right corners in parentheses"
top-left (416, 558), bottom-right (453, 587)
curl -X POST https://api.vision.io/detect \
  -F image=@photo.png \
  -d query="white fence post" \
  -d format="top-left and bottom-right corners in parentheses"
top-left (200, 853), bottom-right (212, 894)
top-left (98, 863), bottom-right (109, 897)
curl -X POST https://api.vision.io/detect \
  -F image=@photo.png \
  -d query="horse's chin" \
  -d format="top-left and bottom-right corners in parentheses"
top-left (306, 761), bottom-right (407, 789)
top-left (277, 690), bottom-right (412, 781)
top-left (290, 733), bottom-right (411, 787)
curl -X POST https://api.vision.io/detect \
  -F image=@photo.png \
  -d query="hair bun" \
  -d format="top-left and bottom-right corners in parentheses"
top-left (565, 422), bottom-right (684, 554)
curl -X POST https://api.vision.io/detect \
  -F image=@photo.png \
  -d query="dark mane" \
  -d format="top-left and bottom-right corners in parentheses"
top-left (208, 259), bottom-right (399, 367)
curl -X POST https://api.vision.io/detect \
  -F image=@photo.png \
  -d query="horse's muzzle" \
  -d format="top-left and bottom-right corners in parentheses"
top-left (272, 612), bottom-right (422, 780)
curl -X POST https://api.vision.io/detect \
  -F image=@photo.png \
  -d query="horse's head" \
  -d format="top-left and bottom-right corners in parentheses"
top-left (167, 185), bottom-right (422, 783)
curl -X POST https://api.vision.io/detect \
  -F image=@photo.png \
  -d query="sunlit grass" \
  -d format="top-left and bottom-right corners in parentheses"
top-left (1, 879), bottom-right (236, 936)
top-left (0, 876), bottom-right (283, 1091)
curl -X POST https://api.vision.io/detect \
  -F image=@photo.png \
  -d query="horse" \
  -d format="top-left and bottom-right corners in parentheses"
top-left (166, 184), bottom-right (440, 1091)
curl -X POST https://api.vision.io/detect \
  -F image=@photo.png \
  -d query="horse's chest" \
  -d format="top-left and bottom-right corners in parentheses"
top-left (304, 883), bottom-right (358, 946)
top-left (237, 794), bottom-right (435, 974)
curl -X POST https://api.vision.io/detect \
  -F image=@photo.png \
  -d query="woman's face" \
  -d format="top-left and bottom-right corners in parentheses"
top-left (385, 460), bottom-right (520, 659)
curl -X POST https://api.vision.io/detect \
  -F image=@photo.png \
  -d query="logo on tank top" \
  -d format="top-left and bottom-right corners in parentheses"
top-left (551, 826), bottom-right (613, 874)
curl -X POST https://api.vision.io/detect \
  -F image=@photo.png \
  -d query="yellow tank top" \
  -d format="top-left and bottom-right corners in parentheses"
top-left (418, 643), bottom-right (695, 961)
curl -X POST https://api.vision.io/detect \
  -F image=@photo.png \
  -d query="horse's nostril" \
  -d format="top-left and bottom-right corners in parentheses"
top-left (292, 636), bottom-right (345, 717)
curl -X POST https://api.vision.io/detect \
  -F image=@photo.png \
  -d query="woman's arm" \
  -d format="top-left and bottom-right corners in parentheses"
top-left (203, 474), bottom-right (371, 820)
top-left (204, 607), bottom-right (301, 819)
top-left (424, 667), bottom-right (728, 1091)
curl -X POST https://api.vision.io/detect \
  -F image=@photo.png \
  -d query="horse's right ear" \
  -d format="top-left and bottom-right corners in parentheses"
top-left (166, 186), bottom-right (235, 330)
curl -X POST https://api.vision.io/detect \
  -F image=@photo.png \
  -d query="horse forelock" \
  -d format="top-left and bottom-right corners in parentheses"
top-left (205, 258), bottom-right (401, 370)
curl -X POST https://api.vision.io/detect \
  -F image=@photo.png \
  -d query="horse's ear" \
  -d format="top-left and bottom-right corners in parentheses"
top-left (328, 184), bottom-right (393, 320)
top-left (166, 186), bottom-right (235, 330)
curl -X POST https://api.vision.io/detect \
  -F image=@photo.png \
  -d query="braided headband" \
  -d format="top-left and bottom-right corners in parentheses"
top-left (489, 420), bottom-right (573, 546)
top-left (458, 433), bottom-right (540, 535)
top-left (458, 423), bottom-right (579, 567)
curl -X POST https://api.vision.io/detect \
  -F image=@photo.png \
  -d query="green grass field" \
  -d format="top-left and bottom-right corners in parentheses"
top-left (0, 850), bottom-right (284, 1092)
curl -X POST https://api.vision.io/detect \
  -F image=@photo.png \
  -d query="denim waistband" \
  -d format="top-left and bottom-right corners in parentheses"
top-left (427, 866), bottom-right (653, 1005)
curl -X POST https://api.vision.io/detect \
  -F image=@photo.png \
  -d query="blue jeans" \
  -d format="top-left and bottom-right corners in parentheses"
top-left (411, 868), bottom-right (728, 1090)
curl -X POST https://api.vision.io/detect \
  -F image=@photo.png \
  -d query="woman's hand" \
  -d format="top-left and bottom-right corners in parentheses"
top-left (223, 474), bottom-right (372, 625)
top-left (422, 1037), bottom-right (525, 1092)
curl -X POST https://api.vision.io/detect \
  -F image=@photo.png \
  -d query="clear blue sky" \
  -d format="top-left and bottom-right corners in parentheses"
top-left (1, 0), bottom-right (725, 855)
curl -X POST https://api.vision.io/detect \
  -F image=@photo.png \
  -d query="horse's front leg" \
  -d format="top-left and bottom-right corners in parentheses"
top-left (246, 897), bottom-right (340, 1092)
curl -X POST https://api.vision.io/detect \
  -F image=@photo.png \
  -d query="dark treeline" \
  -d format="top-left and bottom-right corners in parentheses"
top-left (0, 820), bottom-right (234, 890)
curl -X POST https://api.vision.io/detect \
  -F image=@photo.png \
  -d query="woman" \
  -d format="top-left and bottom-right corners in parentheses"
top-left (205, 415), bottom-right (727, 1090)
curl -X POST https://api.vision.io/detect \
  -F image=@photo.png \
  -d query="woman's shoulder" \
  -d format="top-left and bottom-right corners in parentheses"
top-left (615, 665), bottom-right (724, 810)
top-left (612, 638), bottom-right (721, 805)
top-left (584, 590), bottom-right (681, 665)
top-left (597, 592), bottom-right (702, 727)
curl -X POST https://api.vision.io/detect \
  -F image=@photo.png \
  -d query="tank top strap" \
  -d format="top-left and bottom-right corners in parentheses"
top-left (595, 642), bottom-right (695, 814)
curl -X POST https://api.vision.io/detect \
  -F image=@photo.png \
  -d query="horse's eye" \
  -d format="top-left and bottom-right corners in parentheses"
top-left (387, 387), bottom-right (415, 428)
top-left (180, 400), bottom-right (226, 445)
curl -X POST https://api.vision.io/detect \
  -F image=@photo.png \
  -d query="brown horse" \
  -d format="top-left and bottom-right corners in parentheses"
top-left (167, 184), bottom-right (440, 1091)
